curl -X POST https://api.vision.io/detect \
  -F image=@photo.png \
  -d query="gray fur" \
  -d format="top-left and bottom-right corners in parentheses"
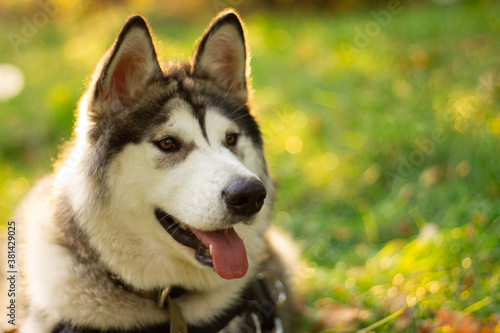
top-left (3, 10), bottom-right (295, 333)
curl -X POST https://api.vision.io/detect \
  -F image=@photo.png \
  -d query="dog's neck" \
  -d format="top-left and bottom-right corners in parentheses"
top-left (54, 191), bottom-right (101, 264)
top-left (107, 272), bottom-right (188, 305)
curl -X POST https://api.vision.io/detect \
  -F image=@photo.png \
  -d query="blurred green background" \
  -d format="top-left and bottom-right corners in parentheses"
top-left (1, 0), bottom-right (499, 332)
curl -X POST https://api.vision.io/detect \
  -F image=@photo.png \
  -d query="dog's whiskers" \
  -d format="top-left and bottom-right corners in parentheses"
top-left (227, 104), bottom-right (246, 118)
top-left (222, 80), bottom-right (237, 104)
top-left (232, 113), bottom-right (252, 122)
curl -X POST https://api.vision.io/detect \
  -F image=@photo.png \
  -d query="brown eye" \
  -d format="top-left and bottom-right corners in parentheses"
top-left (157, 138), bottom-right (178, 152)
top-left (226, 133), bottom-right (238, 146)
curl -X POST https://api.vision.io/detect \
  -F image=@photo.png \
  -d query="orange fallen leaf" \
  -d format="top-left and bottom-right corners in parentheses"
top-left (315, 303), bottom-right (362, 332)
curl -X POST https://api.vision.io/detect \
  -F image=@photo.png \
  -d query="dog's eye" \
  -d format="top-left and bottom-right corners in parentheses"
top-left (226, 134), bottom-right (239, 146)
top-left (156, 138), bottom-right (179, 152)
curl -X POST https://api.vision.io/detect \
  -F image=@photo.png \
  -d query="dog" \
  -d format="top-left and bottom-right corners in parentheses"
top-left (6, 9), bottom-right (295, 333)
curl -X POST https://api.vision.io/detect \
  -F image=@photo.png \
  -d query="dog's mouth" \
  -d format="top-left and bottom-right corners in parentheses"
top-left (154, 209), bottom-right (248, 280)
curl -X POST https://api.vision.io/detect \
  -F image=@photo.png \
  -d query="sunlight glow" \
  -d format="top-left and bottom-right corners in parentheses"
top-left (462, 258), bottom-right (472, 269)
top-left (285, 135), bottom-right (303, 154)
top-left (0, 64), bottom-right (24, 101)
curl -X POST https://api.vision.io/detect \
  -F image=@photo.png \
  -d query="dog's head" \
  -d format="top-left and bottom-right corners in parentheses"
top-left (59, 11), bottom-right (274, 289)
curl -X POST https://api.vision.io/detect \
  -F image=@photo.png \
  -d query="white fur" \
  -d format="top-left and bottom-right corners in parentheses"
top-left (22, 103), bottom-right (273, 329)
top-left (14, 12), bottom-right (280, 332)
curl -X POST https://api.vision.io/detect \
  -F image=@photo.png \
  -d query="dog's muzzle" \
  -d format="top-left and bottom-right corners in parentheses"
top-left (154, 177), bottom-right (267, 280)
top-left (222, 177), bottom-right (267, 218)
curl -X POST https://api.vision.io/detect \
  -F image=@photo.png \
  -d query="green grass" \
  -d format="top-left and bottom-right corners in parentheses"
top-left (1, 2), bottom-right (499, 332)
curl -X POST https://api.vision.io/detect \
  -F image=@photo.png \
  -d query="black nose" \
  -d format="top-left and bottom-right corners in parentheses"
top-left (222, 178), bottom-right (267, 216)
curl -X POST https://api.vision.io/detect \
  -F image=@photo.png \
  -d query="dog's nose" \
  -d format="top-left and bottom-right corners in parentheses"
top-left (222, 178), bottom-right (267, 216)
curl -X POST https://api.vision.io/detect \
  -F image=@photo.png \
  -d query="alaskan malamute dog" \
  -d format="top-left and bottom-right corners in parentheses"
top-left (8, 10), bottom-right (294, 333)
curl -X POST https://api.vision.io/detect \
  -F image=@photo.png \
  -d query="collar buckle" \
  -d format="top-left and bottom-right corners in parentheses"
top-left (157, 286), bottom-right (172, 309)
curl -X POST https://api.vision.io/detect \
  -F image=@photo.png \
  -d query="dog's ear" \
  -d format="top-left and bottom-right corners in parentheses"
top-left (192, 10), bottom-right (249, 101)
top-left (93, 15), bottom-right (162, 109)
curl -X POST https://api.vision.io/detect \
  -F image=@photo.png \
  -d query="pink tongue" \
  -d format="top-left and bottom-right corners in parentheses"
top-left (190, 228), bottom-right (248, 279)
